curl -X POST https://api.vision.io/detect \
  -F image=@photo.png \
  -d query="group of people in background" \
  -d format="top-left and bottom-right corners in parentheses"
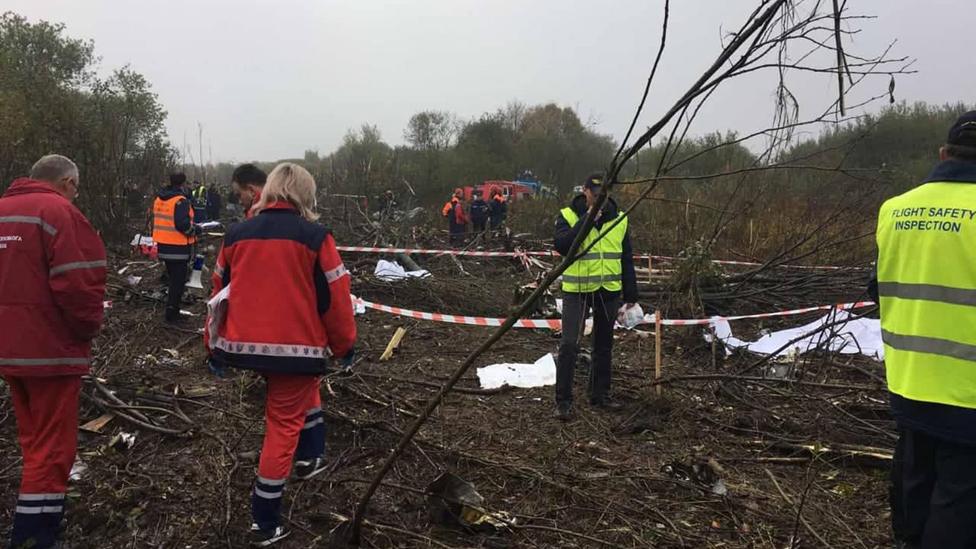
top-left (442, 187), bottom-right (507, 246)
top-left (0, 154), bottom-right (356, 547)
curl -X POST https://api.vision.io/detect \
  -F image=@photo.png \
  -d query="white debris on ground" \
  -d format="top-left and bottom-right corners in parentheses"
top-left (707, 309), bottom-right (883, 361)
top-left (374, 259), bottom-right (431, 281)
top-left (476, 353), bottom-right (556, 389)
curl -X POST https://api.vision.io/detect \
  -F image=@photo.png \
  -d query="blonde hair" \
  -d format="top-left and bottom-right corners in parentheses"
top-left (252, 162), bottom-right (319, 221)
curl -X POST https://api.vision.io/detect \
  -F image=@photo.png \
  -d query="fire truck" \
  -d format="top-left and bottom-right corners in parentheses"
top-left (461, 171), bottom-right (551, 202)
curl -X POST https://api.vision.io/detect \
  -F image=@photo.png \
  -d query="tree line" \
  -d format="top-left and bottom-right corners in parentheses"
top-left (0, 12), bottom-right (175, 240)
top-left (1, 11), bottom-right (971, 252)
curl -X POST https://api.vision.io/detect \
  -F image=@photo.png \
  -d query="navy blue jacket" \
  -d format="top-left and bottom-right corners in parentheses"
top-left (470, 198), bottom-right (489, 224)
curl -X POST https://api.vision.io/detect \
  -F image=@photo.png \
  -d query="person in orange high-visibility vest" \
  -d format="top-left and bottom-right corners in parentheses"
top-left (442, 188), bottom-right (468, 247)
top-left (152, 172), bottom-right (200, 322)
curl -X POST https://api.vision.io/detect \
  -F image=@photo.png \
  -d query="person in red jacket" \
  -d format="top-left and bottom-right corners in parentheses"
top-left (441, 188), bottom-right (468, 247)
top-left (205, 162), bottom-right (355, 547)
top-left (0, 154), bottom-right (107, 549)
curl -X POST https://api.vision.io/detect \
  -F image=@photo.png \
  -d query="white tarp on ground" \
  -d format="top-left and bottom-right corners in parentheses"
top-left (477, 353), bottom-right (556, 389)
top-left (708, 309), bottom-right (884, 361)
top-left (374, 260), bottom-right (431, 281)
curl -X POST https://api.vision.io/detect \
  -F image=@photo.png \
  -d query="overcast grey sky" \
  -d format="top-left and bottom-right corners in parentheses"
top-left (7, 0), bottom-right (975, 162)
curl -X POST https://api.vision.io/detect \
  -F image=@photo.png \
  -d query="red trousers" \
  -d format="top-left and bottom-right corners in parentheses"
top-left (258, 374), bottom-right (323, 480)
top-left (5, 375), bottom-right (81, 548)
top-left (6, 375), bottom-right (81, 494)
top-left (252, 374), bottom-right (324, 529)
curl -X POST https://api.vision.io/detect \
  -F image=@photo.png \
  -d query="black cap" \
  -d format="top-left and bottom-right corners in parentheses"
top-left (583, 173), bottom-right (605, 190)
top-left (947, 111), bottom-right (976, 147)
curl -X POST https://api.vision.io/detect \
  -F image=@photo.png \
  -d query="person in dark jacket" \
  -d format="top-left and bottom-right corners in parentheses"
top-left (190, 179), bottom-right (208, 222)
top-left (206, 184), bottom-right (222, 221)
top-left (0, 154), bottom-right (107, 549)
top-left (488, 188), bottom-right (507, 229)
top-left (206, 162), bottom-right (356, 547)
top-left (871, 112), bottom-right (976, 549)
top-left (553, 173), bottom-right (638, 421)
top-left (442, 188), bottom-right (468, 246)
top-left (152, 173), bottom-right (201, 323)
top-left (469, 190), bottom-right (489, 233)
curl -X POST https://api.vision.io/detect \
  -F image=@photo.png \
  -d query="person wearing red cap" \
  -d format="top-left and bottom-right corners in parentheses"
top-left (441, 188), bottom-right (468, 247)
top-left (0, 154), bottom-right (107, 548)
top-left (872, 111), bottom-right (976, 549)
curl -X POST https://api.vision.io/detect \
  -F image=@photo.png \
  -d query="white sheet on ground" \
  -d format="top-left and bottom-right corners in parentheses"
top-left (374, 259), bottom-right (431, 281)
top-left (477, 353), bottom-right (556, 389)
top-left (707, 309), bottom-right (883, 361)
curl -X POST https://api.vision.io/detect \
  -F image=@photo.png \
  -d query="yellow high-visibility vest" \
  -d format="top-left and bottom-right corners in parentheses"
top-left (877, 180), bottom-right (976, 409)
top-left (560, 207), bottom-right (627, 293)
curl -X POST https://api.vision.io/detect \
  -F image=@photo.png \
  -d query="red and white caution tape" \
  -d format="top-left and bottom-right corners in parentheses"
top-left (657, 301), bottom-right (876, 326)
top-left (354, 297), bottom-right (876, 329)
top-left (336, 245), bottom-right (857, 270)
top-left (355, 298), bottom-right (561, 329)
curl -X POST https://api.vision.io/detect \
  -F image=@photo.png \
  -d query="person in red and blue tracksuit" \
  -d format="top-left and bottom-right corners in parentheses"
top-left (0, 155), bottom-right (107, 549)
top-left (205, 162), bottom-right (356, 547)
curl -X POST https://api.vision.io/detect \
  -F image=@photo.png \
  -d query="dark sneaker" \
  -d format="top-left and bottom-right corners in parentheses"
top-left (553, 402), bottom-right (573, 421)
top-left (294, 457), bottom-right (328, 480)
top-left (590, 397), bottom-right (625, 412)
top-left (250, 524), bottom-right (290, 547)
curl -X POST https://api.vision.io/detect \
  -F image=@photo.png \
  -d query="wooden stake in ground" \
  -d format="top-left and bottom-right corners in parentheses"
top-left (380, 327), bottom-right (407, 361)
top-left (655, 309), bottom-right (663, 396)
top-left (647, 255), bottom-right (653, 284)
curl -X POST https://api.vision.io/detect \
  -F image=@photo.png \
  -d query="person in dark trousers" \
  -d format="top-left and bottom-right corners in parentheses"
top-left (205, 162), bottom-right (356, 547)
top-left (488, 188), bottom-right (507, 229)
top-left (553, 173), bottom-right (638, 421)
top-left (152, 172), bottom-right (200, 323)
top-left (441, 188), bottom-right (468, 246)
top-left (206, 184), bottom-right (222, 221)
top-left (871, 111), bottom-right (976, 549)
top-left (0, 154), bottom-right (107, 549)
top-left (469, 190), bottom-right (489, 233)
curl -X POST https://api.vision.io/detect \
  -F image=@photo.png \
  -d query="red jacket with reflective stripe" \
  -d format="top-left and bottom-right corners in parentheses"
top-left (206, 202), bottom-right (356, 375)
top-left (0, 179), bottom-right (107, 376)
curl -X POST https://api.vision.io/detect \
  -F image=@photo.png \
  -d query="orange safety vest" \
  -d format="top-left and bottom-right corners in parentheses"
top-left (152, 196), bottom-right (196, 245)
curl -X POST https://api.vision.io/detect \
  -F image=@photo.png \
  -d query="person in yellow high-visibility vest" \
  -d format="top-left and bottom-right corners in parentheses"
top-left (873, 111), bottom-right (976, 549)
top-left (553, 173), bottom-right (638, 421)
top-left (152, 172), bottom-right (201, 323)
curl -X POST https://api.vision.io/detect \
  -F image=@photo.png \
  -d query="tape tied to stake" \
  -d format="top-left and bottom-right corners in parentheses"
top-left (354, 297), bottom-right (876, 329)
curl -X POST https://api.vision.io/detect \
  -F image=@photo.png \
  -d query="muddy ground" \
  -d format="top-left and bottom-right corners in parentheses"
top-left (0, 227), bottom-right (893, 548)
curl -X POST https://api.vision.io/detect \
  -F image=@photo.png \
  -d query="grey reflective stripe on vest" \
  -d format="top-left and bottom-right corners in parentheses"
top-left (50, 260), bottom-right (107, 277)
top-left (882, 329), bottom-right (976, 363)
top-left (154, 226), bottom-right (182, 233)
top-left (154, 214), bottom-right (175, 221)
top-left (158, 253), bottom-right (191, 260)
top-left (562, 274), bottom-right (622, 285)
top-left (578, 252), bottom-right (622, 261)
top-left (878, 281), bottom-right (976, 307)
top-left (0, 357), bottom-right (88, 366)
top-left (0, 215), bottom-right (57, 236)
